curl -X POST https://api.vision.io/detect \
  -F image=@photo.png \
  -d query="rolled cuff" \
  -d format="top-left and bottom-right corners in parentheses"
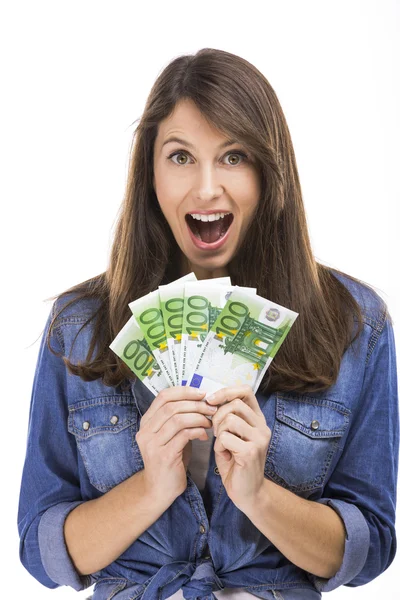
top-left (38, 500), bottom-right (95, 590)
top-left (307, 498), bottom-right (370, 592)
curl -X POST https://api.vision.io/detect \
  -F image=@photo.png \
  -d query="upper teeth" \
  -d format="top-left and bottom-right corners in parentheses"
top-left (189, 212), bottom-right (231, 222)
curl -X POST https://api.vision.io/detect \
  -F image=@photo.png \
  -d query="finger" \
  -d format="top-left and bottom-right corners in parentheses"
top-left (215, 430), bottom-right (247, 457)
top-left (211, 398), bottom-right (260, 433)
top-left (206, 385), bottom-right (262, 416)
top-left (172, 427), bottom-right (210, 455)
top-left (141, 386), bottom-right (206, 426)
top-left (214, 412), bottom-right (256, 442)
top-left (158, 412), bottom-right (213, 447)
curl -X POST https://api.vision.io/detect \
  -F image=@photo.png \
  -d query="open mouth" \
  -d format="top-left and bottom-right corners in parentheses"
top-left (185, 213), bottom-right (234, 244)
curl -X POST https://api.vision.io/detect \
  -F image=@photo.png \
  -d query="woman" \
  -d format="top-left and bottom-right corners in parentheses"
top-left (17, 48), bottom-right (398, 600)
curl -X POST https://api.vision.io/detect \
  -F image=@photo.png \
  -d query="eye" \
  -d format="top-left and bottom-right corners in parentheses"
top-left (167, 149), bottom-right (249, 167)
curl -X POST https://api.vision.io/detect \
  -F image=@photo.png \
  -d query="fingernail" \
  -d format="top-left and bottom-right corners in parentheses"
top-left (196, 389), bottom-right (205, 395)
top-left (205, 393), bottom-right (215, 402)
top-left (209, 406), bottom-right (217, 412)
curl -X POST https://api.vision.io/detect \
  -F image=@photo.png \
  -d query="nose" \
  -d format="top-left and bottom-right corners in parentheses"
top-left (194, 164), bottom-right (224, 203)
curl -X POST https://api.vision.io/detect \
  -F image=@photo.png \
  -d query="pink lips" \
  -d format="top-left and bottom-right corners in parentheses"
top-left (186, 218), bottom-right (232, 251)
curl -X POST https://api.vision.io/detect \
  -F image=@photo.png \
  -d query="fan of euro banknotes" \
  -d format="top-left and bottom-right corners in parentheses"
top-left (109, 273), bottom-right (299, 397)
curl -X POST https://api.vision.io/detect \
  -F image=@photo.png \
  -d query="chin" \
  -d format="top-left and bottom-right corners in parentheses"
top-left (191, 258), bottom-right (232, 277)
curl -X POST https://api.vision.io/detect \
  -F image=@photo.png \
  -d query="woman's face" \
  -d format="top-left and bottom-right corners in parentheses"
top-left (153, 99), bottom-right (261, 276)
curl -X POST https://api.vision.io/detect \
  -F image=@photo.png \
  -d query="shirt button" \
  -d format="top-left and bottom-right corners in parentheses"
top-left (214, 467), bottom-right (220, 475)
top-left (204, 555), bottom-right (211, 560)
top-left (83, 421), bottom-right (90, 431)
top-left (311, 420), bottom-right (320, 430)
top-left (110, 415), bottom-right (119, 425)
top-left (199, 524), bottom-right (206, 534)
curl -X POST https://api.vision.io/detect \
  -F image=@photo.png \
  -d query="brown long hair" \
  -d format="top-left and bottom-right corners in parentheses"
top-left (43, 47), bottom-right (389, 395)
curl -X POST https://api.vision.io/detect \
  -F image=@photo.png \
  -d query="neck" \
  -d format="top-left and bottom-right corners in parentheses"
top-left (180, 255), bottom-right (229, 281)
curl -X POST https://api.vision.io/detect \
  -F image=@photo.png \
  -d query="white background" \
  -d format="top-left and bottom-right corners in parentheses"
top-left (1, 0), bottom-right (399, 598)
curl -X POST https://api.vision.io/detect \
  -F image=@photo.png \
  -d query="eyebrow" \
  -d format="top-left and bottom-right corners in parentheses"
top-left (161, 136), bottom-right (239, 151)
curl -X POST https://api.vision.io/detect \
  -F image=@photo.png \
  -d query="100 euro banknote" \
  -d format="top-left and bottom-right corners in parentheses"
top-left (129, 290), bottom-right (176, 387)
top-left (109, 314), bottom-right (169, 395)
top-left (179, 279), bottom-right (232, 386)
top-left (179, 280), bottom-right (256, 386)
top-left (187, 287), bottom-right (299, 395)
top-left (159, 272), bottom-right (197, 386)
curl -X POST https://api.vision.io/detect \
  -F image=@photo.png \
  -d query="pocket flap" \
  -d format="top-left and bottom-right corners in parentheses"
top-left (68, 397), bottom-right (135, 439)
top-left (276, 393), bottom-right (350, 439)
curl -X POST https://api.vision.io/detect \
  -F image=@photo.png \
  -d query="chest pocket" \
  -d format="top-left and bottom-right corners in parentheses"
top-left (68, 396), bottom-right (143, 493)
top-left (264, 393), bottom-right (351, 494)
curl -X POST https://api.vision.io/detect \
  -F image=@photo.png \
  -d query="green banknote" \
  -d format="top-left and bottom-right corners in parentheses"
top-left (109, 314), bottom-right (169, 396)
top-left (179, 279), bottom-right (256, 386)
top-left (128, 273), bottom-right (198, 387)
top-left (159, 272), bottom-right (197, 386)
top-left (187, 287), bottom-right (298, 395)
top-left (129, 290), bottom-right (175, 387)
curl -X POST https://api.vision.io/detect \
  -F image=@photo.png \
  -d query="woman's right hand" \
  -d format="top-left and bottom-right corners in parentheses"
top-left (135, 386), bottom-right (217, 500)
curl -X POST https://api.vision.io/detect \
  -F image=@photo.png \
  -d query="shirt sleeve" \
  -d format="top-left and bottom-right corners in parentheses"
top-left (307, 309), bottom-right (399, 592)
top-left (17, 301), bottom-right (98, 591)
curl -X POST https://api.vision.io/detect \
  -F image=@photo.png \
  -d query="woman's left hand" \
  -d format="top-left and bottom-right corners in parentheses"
top-left (206, 385), bottom-right (271, 510)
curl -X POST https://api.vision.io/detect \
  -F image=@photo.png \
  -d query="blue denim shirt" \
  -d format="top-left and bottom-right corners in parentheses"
top-left (17, 272), bottom-right (399, 600)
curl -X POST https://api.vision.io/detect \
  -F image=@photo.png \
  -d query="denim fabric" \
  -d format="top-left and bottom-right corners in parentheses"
top-left (17, 271), bottom-right (399, 600)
